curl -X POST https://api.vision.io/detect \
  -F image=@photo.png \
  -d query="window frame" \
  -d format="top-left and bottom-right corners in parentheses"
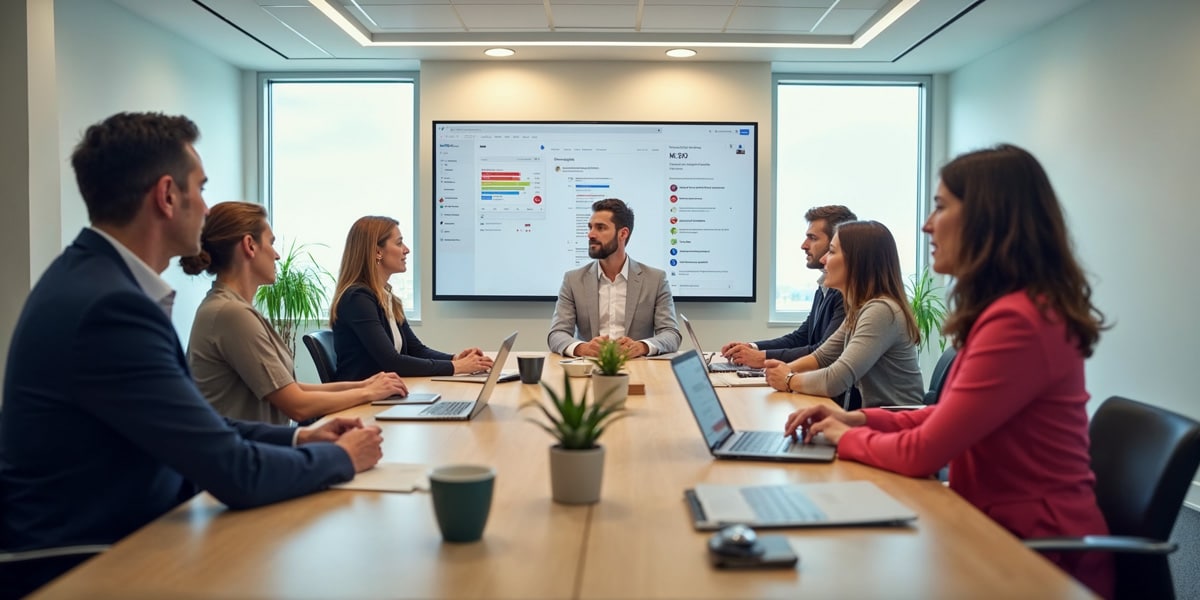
top-left (258, 72), bottom-right (422, 320)
top-left (769, 74), bottom-right (933, 325)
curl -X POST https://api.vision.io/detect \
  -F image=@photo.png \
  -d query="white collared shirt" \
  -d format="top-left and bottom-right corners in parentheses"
top-left (88, 226), bottom-right (177, 318)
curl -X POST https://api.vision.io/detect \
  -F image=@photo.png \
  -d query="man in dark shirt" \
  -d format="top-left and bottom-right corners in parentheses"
top-left (722, 205), bottom-right (857, 367)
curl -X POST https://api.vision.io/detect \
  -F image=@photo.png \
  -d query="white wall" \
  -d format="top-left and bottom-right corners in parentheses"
top-left (946, 0), bottom-right (1200, 491)
top-left (54, 0), bottom-right (245, 347)
top-left (412, 61), bottom-right (779, 355)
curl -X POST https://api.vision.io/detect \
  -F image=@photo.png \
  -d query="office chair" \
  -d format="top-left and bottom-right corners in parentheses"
top-left (0, 544), bottom-right (109, 599)
top-left (1025, 396), bottom-right (1200, 599)
top-left (922, 346), bottom-right (957, 405)
top-left (301, 329), bottom-right (338, 384)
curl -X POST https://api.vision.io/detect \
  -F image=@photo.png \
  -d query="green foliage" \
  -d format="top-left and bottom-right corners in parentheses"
top-left (254, 239), bottom-right (332, 353)
top-left (522, 372), bottom-right (629, 450)
top-left (906, 266), bottom-right (948, 354)
top-left (587, 339), bottom-right (629, 376)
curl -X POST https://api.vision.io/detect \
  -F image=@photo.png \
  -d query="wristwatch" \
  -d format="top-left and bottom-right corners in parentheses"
top-left (783, 372), bottom-right (796, 393)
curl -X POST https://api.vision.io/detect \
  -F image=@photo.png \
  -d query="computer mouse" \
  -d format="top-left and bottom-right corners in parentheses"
top-left (708, 525), bottom-right (765, 558)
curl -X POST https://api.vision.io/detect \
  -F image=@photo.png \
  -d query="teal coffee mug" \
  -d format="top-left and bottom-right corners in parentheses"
top-left (429, 464), bottom-right (496, 543)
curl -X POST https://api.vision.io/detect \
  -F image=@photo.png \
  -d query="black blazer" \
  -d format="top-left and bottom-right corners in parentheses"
top-left (756, 286), bottom-right (847, 362)
top-left (332, 285), bottom-right (454, 380)
top-left (0, 229), bottom-right (353, 557)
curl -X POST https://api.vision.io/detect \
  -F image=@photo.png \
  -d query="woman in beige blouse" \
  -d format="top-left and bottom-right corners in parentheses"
top-left (181, 202), bottom-right (407, 424)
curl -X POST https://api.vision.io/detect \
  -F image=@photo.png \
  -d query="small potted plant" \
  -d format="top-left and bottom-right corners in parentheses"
top-left (906, 266), bottom-right (948, 355)
top-left (522, 372), bottom-right (629, 504)
top-left (254, 240), bottom-right (332, 355)
top-left (587, 339), bottom-right (630, 408)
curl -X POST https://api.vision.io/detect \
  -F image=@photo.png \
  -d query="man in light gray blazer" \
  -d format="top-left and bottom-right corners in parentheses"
top-left (548, 198), bottom-right (682, 358)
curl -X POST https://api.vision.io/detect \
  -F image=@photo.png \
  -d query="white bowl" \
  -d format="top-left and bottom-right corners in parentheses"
top-left (560, 360), bottom-right (594, 378)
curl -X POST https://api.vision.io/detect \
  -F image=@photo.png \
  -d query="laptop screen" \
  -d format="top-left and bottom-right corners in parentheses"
top-left (471, 331), bottom-right (518, 416)
top-left (678, 314), bottom-right (711, 364)
top-left (670, 350), bottom-right (733, 450)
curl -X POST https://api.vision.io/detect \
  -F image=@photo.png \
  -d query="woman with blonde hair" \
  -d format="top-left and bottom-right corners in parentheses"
top-left (784, 145), bottom-right (1112, 597)
top-left (764, 220), bottom-right (925, 408)
top-left (330, 216), bottom-right (492, 379)
top-left (182, 202), bottom-right (408, 424)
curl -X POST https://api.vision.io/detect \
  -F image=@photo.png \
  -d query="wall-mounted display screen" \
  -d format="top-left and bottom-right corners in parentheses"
top-left (432, 121), bottom-right (757, 301)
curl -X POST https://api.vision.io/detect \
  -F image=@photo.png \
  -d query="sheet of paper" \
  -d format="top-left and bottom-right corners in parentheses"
top-left (331, 462), bottom-right (430, 493)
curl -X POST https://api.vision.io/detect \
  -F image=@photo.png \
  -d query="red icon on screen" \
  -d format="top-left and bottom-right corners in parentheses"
top-left (670, 195), bottom-right (678, 203)
top-left (670, 217), bottom-right (678, 224)
top-left (533, 195), bottom-right (542, 204)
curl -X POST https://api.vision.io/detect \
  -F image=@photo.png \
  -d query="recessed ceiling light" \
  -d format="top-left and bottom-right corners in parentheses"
top-left (484, 48), bottom-right (515, 57)
top-left (666, 48), bottom-right (697, 58)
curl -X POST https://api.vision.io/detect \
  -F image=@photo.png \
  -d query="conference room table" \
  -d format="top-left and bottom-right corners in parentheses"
top-left (32, 352), bottom-right (1095, 599)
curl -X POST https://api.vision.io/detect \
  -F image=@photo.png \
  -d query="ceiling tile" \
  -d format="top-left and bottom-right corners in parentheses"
top-left (641, 5), bottom-right (733, 30)
top-left (811, 8), bottom-right (877, 35)
top-left (552, 4), bottom-right (638, 28)
top-left (726, 6), bottom-right (824, 32)
top-left (552, 0), bottom-right (636, 4)
top-left (354, 5), bottom-right (464, 29)
top-left (643, 0), bottom-right (736, 6)
top-left (453, 4), bottom-right (551, 28)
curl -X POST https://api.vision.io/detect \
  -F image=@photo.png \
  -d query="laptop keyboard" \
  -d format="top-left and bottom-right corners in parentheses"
top-left (740, 485), bottom-right (827, 523)
top-left (420, 401), bottom-right (472, 416)
top-left (728, 430), bottom-right (792, 454)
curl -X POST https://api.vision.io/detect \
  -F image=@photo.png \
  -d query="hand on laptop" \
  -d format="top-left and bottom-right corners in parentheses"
top-left (724, 345), bottom-right (767, 368)
top-left (783, 405), bottom-right (866, 445)
top-left (720, 341), bottom-right (751, 356)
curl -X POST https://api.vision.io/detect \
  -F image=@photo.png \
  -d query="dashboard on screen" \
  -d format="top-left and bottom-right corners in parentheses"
top-left (432, 121), bottom-right (757, 301)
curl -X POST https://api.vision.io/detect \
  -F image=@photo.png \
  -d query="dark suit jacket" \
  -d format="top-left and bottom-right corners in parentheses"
top-left (0, 229), bottom-right (353, 556)
top-left (756, 286), bottom-right (846, 362)
top-left (332, 285), bottom-right (454, 380)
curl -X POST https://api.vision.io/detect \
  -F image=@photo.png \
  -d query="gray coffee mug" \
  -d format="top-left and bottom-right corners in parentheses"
top-left (517, 354), bottom-right (545, 384)
top-left (429, 465), bottom-right (496, 543)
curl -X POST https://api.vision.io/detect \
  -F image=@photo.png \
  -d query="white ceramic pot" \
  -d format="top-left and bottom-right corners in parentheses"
top-left (590, 373), bottom-right (629, 408)
top-left (548, 444), bottom-right (605, 504)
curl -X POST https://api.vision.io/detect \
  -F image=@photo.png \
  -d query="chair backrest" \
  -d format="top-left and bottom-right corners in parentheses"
top-left (1090, 396), bottom-right (1200, 540)
top-left (1091, 396), bottom-right (1200, 600)
top-left (922, 346), bottom-right (957, 405)
top-left (302, 329), bottom-right (338, 384)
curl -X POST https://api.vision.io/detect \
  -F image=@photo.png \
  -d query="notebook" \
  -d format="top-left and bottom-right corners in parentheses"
top-left (684, 480), bottom-right (918, 530)
top-left (375, 332), bottom-right (517, 421)
top-left (651, 315), bottom-right (757, 373)
top-left (670, 350), bottom-right (835, 462)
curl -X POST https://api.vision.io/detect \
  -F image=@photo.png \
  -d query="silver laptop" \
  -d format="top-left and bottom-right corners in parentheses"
top-left (685, 480), bottom-right (918, 530)
top-left (431, 370), bottom-right (520, 384)
top-left (670, 350), bottom-right (835, 462)
top-left (651, 315), bottom-right (759, 374)
top-left (376, 332), bottom-right (517, 421)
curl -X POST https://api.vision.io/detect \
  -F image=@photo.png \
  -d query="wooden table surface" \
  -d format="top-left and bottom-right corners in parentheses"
top-left (32, 353), bottom-right (1095, 599)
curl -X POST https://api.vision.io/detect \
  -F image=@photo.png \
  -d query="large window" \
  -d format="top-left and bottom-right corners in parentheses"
top-left (262, 76), bottom-right (419, 318)
top-left (772, 78), bottom-right (928, 322)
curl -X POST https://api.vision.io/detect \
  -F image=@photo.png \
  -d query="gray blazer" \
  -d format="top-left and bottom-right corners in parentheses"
top-left (547, 258), bottom-right (682, 355)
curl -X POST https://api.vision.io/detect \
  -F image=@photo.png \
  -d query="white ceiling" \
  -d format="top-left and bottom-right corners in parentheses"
top-left (109, 0), bottom-right (1090, 73)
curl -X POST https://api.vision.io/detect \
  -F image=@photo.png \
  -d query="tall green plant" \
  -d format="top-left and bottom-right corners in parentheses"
top-left (522, 372), bottom-right (629, 450)
top-left (254, 240), bottom-right (332, 354)
top-left (587, 339), bottom-right (629, 376)
top-left (906, 266), bottom-right (948, 354)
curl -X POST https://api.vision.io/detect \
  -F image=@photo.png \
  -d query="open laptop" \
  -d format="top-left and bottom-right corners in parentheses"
top-left (432, 369), bottom-right (519, 384)
top-left (684, 480), bottom-right (918, 530)
top-left (649, 315), bottom-right (761, 374)
top-left (376, 332), bottom-right (517, 421)
top-left (670, 350), bottom-right (835, 462)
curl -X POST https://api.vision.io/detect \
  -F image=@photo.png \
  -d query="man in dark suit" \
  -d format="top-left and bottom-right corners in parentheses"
top-left (548, 198), bottom-right (681, 358)
top-left (722, 205), bottom-right (858, 368)
top-left (0, 112), bottom-right (383, 597)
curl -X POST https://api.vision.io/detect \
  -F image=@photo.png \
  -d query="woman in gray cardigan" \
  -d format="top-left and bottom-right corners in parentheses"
top-left (764, 220), bottom-right (924, 407)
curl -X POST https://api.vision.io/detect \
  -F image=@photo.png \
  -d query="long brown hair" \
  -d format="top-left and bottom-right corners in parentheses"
top-left (330, 216), bottom-right (404, 325)
top-left (837, 220), bottom-right (920, 344)
top-left (939, 144), bottom-right (1106, 356)
top-left (179, 201), bottom-right (268, 276)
